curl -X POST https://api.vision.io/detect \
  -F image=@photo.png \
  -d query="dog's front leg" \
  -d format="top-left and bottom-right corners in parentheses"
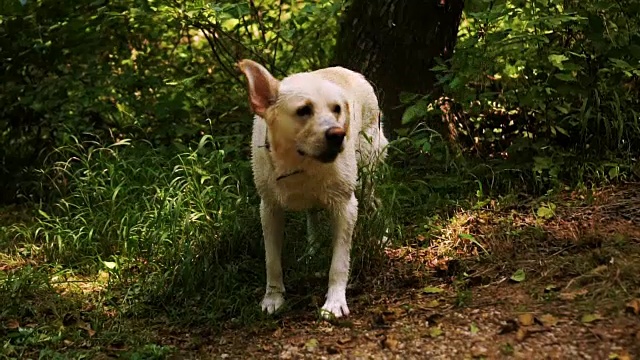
top-left (321, 193), bottom-right (358, 318)
top-left (260, 199), bottom-right (286, 314)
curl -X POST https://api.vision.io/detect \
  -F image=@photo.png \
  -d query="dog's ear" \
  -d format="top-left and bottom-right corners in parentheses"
top-left (237, 59), bottom-right (279, 117)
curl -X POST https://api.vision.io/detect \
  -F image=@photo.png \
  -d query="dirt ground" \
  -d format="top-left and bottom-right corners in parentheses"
top-left (154, 184), bottom-right (640, 360)
top-left (194, 285), bottom-right (639, 360)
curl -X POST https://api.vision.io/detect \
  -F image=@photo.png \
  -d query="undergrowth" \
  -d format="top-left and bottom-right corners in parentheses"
top-left (2, 2), bottom-right (639, 357)
top-left (1, 126), bottom-right (638, 357)
top-left (0, 132), bottom-right (408, 336)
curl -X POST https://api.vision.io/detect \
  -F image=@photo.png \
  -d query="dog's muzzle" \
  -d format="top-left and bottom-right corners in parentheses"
top-left (325, 126), bottom-right (346, 148)
top-left (315, 127), bottom-right (345, 163)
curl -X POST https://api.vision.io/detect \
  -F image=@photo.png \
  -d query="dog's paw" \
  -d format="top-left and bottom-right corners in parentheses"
top-left (261, 292), bottom-right (285, 314)
top-left (320, 298), bottom-right (350, 319)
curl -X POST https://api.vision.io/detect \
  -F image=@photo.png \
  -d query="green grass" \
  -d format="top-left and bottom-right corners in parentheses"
top-left (1, 129), bottom-right (638, 358)
top-left (0, 132), bottom-right (410, 356)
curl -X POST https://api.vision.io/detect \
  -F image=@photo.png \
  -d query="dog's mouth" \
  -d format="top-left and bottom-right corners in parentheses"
top-left (313, 148), bottom-right (343, 163)
top-left (297, 145), bottom-right (344, 164)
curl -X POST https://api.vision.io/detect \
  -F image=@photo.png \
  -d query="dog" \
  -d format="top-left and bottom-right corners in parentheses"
top-left (237, 59), bottom-right (388, 318)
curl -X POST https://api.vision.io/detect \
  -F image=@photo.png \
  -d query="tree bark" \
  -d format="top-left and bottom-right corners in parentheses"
top-left (333, 0), bottom-right (465, 139)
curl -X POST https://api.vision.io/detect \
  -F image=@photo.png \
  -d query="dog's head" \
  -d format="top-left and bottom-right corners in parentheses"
top-left (238, 59), bottom-right (349, 164)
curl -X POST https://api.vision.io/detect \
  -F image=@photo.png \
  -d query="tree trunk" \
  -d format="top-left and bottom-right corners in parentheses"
top-left (333, 0), bottom-right (465, 139)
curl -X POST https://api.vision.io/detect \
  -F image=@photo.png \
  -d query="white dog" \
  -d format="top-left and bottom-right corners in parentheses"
top-left (237, 59), bottom-right (388, 318)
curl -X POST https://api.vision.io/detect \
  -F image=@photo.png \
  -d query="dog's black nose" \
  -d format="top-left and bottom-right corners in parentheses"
top-left (325, 127), bottom-right (346, 148)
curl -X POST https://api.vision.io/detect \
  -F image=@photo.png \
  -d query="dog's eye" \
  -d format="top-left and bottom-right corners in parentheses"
top-left (296, 105), bottom-right (313, 117)
top-left (333, 105), bottom-right (341, 114)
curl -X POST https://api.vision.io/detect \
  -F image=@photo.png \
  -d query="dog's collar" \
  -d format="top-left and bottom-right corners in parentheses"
top-left (258, 127), bottom-right (272, 152)
top-left (258, 138), bottom-right (271, 152)
top-left (260, 128), bottom-right (304, 181)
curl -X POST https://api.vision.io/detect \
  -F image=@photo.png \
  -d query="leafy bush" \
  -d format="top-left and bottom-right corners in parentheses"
top-left (401, 0), bottom-right (640, 190)
top-left (0, 0), bottom-right (342, 203)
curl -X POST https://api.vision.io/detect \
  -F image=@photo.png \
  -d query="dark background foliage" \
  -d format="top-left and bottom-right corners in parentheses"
top-left (0, 0), bottom-right (639, 357)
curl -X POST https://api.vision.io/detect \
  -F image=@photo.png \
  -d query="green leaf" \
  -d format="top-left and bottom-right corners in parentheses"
top-left (304, 338), bottom-right (319, 351)
top-left (103, 261), bottom-right (117, 269)
top-left (459, 233), bottom-right (489, 254)
top-left (429, 327), bottom-right (443, 338)
top-left (608, 167), bottom-right (619, 179)
top-left (401, 102), bottom-right (427, 124)
top-left (510, 269), bottom-right (526, 282)
top-left (555, 105), bottom-right (570, 114)
top-left (548, 54), bottom-right (569, 69)
top-left (609, 58), bottom-right (631, 70)
top-left (554, 73), bottom-right (576, 82)
top-left (537, 206), bottom-right (555, 219)
top-left (399, 92), bottom-right (420, 104)
top-left (38, 209), bottom-right (51, 220)
top-left (470, 323), bottom-right (479, 335)
top-left (580, 313), bottom-right (601, 323)
top-left (423, 286), bottom-right (444, 294)
top-left (536, 202), bottom-right (556, 219)
top-left (554, 126), bottom-right (569, 136)
top-left (421, 140), bottom-right (432, 153)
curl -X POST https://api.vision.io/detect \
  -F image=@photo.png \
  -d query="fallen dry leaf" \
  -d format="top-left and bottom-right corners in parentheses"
top-left (272, 328), bottom-right (283, 338)
top-left (98, 271), bottom-right (110, 282)
top-left (590, 265), bottom-right (608, 274)
top-left (516, 328), bottom-right (528, 342)
top-left (382, 309), bottom-right (398, 323)
top-left (537, 314), bottom-right (558, 327)
top-left (518, 313), bottom-right (535, 326)
top-left (319, 325), bottom-right (334, 334)
top-left (625, 298), bottom-right (640, 316)
top-left (471, 345), bottom-right (488, 358)
top-left (63, 340), bottom-right (73, 346)
top-left (77, 321), bottom-right (95, 337)
top-left (337, 337), bottom-right (352, 345)
top-left (609, 351), bottom-right (632, 360)
top-left (424, 299), bottom-right (440, 308)
top-left (6, 319), bottom-right (19, 329)
top-left (560, 289), bottom-right (588, 301)
top-left (382, 335), bottom-right (398, 350)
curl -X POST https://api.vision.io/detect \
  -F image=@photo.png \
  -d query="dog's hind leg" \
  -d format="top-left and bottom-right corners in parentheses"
top-left (321, 194), bottom-right (358, 318)
top-left (298, 210), bottom-right (323, 262)
top-left (260, 199), bottom-right (286, 314)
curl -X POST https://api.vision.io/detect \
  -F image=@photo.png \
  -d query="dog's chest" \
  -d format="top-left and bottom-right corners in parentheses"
top-left (271, 174), bottom-right (342, 211)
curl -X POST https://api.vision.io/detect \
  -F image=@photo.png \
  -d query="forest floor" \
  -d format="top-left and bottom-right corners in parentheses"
top-left (151, 184), bottom-right (640, 359)
top-left (2, 183), bottom-right (640, 359)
